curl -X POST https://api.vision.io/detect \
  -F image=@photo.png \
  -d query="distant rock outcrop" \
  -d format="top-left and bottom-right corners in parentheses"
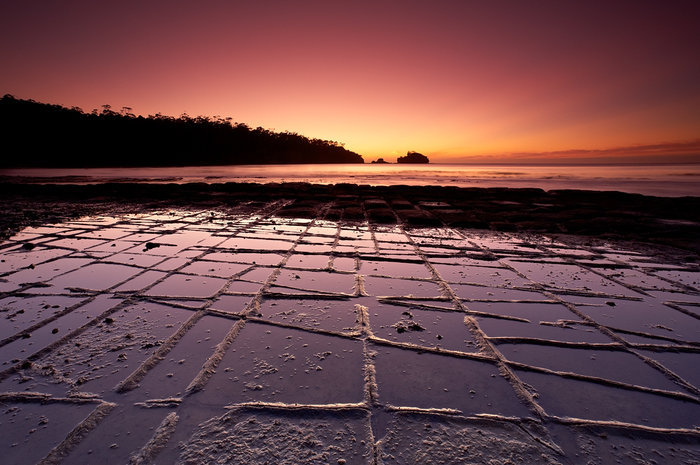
top-left (371, 158), bottom-right (389, 164)
top-left (397, 151), bottom-right (429, 164)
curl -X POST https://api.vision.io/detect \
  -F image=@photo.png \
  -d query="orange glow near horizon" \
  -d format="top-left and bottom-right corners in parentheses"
top-left (1, 1), bottom-right (699, 163)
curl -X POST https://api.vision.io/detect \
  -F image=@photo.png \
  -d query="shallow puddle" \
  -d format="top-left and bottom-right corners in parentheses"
top-left (0, 247), bottom-right (72, 274)
top-left (226, 280), bottom-right (266, 294)
top-left (218, 237), bottom-right (295, 252)
top-left (114, 270), bottom-right (168, 292)
top-left (208, 252), bottom-right (284, 266)
top-left (467, 301), bottom-right (576, 323)
top-left (332, 256), bottom-right (356, 272)
top-left (23, 301), bottom-right (193, 396)
top-left (5, 257), bottom-right (94, 288)
top-left (596, 268), bottom-right (681, 291)
top-left (360, 260), bottom-right (432, 279)
top-left (506, 261), bottom-right (637, 296)
top-left (210, 295), bottom-right (253, 314)
top-left (77, 228), bottom-right (132, 240)
top-left (648, 290), bottom-right (700, 305)
top-left (146, 274), bottom-right (227, 298)
top-left (179, 260), bottom-right (251, 278)
top-left (434, 263), bottom-right (532, 288)
top-left (371, 344), bottom-right (532, 417)
top-left (43, 237), bottom-right (108, 250)
top-left (48, 263), bottom-right (142, 291)
top-left (59, 404), bottom-right (174, 464)
top-left (518, 370), bottom-right (700, 428)
top-left (368, 302), bottom-right (478, 352)
top-left (0, 295), bottom-right (122, 368)
top-left (498, 343), bottom-right (682, 391)
top-left (258, 298), bottom-right (359, 333)
top-left (476, 317), bottom-right (612, 343)
top-left (135, 315), bottom-right (235, 399)
top-left (0, 399), bottom-right (101, 465)
top-left (364, 276), bottom-right (444, 298)
top-left (237, 266), bottom-right (276, 283)
top-left (639, 349), bottom-right (700, 389)
top-left (299, 235), bottom-right (334, 245)
top-left (450, 283), bottom-right (550, 301)
top-left (567, 297), bottom-right (700, 343)
top-left (273, 270), bottom-right (355, 295)
top-left (285, 254), bottom-right (331, 270)
top-left (152, 257), bottom-right (191, 271)
top-left (106, 251), bottom-right (166, 267)
top-left (0, 295), bottom-right (84, 340)
top-left (654, 270), bottom-right (700, 291)
top-left (200, 323), bottom-right (365, 406)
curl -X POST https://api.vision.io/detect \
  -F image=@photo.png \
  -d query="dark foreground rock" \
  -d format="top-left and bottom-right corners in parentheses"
top-left (1, 181), bottom-right (698, 254)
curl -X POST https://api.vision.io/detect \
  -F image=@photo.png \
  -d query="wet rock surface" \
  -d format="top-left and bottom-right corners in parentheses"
top-left (0, 205), bottom-right (699, 464)
top-left (1, 181), bottom-right (699, 253)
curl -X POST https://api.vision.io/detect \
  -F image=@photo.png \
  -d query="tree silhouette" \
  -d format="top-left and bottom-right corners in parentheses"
top-left (0, 95), bottom-right (364, 168)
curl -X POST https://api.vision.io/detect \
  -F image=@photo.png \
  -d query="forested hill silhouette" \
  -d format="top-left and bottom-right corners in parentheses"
top-left (0, 95), bottom-right (364, 167)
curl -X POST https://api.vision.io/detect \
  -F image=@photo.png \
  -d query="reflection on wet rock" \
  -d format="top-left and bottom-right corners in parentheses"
top-left (0, 210), bottom-right (698, 464)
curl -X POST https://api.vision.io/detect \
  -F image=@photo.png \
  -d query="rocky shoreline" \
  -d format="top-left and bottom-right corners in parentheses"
top-left (1, 181), bottom-right (699, 464)
top-left (1, 181), bottom-right (699, 255)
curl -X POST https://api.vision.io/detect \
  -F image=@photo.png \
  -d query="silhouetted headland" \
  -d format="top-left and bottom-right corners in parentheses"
top-left (397, 151), bottom-right (429, 163)
top-left (0, 95), bottom-right (364, 167)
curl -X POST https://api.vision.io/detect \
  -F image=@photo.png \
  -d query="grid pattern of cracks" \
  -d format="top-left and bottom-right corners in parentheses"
top-left (0, 206), bottom-right (699, 464)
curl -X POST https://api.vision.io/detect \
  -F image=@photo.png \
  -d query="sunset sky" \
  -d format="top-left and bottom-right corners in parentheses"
top-left (1, 1), bottom-right (699, 163)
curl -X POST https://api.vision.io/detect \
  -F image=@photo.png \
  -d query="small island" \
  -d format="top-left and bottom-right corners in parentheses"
top-left (371, 158), bottom-right (389, 164)
top-left (397, 151), bottom-right (429, 163)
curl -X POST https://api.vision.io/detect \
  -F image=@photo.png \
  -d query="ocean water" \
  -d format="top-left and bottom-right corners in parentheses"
top-left (2, 163), bottom-right (699, 197)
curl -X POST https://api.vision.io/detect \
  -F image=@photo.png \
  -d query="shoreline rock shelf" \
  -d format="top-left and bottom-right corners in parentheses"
top-left (0, 207), bottom-right (698, 464)
top-left (1, 181), bottom-right (698, 253)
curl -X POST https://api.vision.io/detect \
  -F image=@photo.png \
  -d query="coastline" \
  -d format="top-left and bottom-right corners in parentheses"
top-left (2, 180), bottom-right (699, 464)
top-left (2, 162), bottom-right (699, 198)
top-left (2, 181), bottom-right (698, 255)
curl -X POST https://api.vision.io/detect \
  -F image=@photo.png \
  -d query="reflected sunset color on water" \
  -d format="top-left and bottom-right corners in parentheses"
top-left (3, 163), bottom-right (699, 197)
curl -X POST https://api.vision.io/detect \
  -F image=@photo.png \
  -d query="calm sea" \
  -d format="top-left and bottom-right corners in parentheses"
top-left (2, 164), bottom-right (699, 197)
